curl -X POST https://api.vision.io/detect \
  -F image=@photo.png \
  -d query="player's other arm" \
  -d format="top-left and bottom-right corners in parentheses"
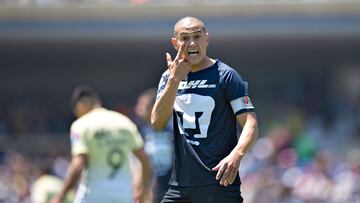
top-left (213, 112), bottom-right (259, 186)
top-left (133, 147), bottom-right (152, 203)
top-left (233, 112), bottom-right (258, 160)
top-left (51, 154), bottom-right (86, 203)
top-left (151, 42), bottom-right (190, 130)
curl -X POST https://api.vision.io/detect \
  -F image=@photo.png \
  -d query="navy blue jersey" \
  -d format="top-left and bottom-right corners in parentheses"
top-left (156, 59), bottom-right (255, 187)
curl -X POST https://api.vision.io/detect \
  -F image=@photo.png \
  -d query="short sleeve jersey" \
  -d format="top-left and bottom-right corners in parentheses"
top-left (70, 108), bottom-right (143, 201)
top-left (156, 60), bottom-right (255, 187)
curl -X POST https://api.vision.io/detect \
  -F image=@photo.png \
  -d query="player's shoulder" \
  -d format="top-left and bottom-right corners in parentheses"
top-left (106, 110), bottom-right (139, 131)
top-left (156, 69), bottom-right (171, 94)
top-left (70, 115), bottom-right (86, 132)
top-left (217, 60), bottom-right (240, 75)
top-left (70, 108), bottom-right (107, 131)
top-left (160, 69), bottom-right (170, 82)
top-left (216, 60), bottom-right (245, 81)
top-left (108, 110), bottom-right (134, 124)
top-left (161, 69), bottom-right (170, 77)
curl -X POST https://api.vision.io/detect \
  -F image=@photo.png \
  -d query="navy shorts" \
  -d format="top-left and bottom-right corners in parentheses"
top-left (161, 184), bottom-right (243, 203)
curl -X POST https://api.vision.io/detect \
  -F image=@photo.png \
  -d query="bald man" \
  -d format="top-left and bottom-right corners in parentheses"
top-left (151, 16), bottom-right (259, 203)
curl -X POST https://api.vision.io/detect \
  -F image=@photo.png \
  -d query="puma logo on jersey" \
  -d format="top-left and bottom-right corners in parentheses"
top-left (178, 80), bottom-right (216, 90)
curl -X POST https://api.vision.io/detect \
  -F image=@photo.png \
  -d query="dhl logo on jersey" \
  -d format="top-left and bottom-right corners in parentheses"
top-left (178, 80), bottom-right (216, 90)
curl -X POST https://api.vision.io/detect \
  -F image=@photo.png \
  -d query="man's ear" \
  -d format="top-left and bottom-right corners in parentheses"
top-left (171, 37), bottom-right (178, 50)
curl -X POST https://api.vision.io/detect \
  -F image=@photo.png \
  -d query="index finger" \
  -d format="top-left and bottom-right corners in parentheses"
top-left (175, 42), bottom-right (187, 61)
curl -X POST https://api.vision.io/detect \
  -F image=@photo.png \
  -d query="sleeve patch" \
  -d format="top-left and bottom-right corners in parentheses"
top-left (230, 96), bottom-right (254, 114)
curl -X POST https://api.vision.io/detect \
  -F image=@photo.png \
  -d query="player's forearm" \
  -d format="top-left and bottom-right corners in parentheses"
top-left (140, 157), bottom-right (152, 191)
top-left (151, 79), bottom-right (179, 130)
top-left (133, 148), bottom-right (153, 202)
top-left (58, 159), bottom-right (83, 199)
top-left (232, 115), bottom-right (258, 159)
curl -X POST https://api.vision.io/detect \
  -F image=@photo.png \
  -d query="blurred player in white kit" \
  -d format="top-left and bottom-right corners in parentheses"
top-left (51, 85), bottom-right (152, 203)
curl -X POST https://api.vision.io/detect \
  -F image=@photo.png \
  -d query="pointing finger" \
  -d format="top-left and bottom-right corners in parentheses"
top-left (175, 42), bottom-right (187, 61)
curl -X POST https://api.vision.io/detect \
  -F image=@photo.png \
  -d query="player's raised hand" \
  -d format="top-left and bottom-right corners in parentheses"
top-left (212, 152), bottom-right (241, 187)
top-left (166, 42), bottom-right (190, 83)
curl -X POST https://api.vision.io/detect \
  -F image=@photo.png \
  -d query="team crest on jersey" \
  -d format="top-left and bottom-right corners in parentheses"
top-left (178, 80), bottom-right (216, 90)
top-left (241, 96), bottom-right (253, 108)
top-left (242, 96), bottom-right (250, 105)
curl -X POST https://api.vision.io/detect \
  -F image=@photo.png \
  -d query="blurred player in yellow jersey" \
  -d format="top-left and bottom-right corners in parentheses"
top-left (51, 85), bottom-right (152, 203)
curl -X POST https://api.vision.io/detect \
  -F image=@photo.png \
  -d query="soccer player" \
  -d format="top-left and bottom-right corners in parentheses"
top-left (134, 88), bottom-right (173, 203)
top-left (51, 85), bottom-right (152, 203)
top-left (151, 16), bottom-right (259, 203)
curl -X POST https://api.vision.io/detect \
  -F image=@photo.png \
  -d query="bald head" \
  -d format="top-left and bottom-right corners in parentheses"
top-left (174, 16), bottom-right (206, 37)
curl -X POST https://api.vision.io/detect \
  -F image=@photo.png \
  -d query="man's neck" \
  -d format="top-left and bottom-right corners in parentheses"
top-left (190, 57), bottom-right (215, 72)
top-left (81, 104), bottom-right (102, 117)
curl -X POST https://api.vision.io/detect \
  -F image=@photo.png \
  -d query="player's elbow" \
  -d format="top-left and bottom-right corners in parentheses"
top-left (151, 120), bottom-right (166, 131)
top-left (252, 119), bottom-right (260, 139)
top-left (150, 116), bottom-right (166, 131)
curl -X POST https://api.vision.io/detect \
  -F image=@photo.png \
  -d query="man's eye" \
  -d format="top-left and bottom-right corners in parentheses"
top-left (194, 35), bottom-right (201, 39)
top-left (181, 36), bottom-right (189, 41)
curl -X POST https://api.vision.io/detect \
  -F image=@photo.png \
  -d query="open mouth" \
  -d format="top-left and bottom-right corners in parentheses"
top-left (188, 50), bottom-right (199, 56)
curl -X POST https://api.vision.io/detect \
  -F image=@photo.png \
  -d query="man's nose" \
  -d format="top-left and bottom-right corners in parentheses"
top-left (189, 40), bottom-right (196, 46)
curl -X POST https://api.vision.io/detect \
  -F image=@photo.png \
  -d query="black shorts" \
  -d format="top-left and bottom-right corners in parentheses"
top-left (161, 184), bottom-right (243, 203)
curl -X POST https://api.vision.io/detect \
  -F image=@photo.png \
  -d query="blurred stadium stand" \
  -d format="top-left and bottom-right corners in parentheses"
top-left (0, 1), bottom-right (359, 202)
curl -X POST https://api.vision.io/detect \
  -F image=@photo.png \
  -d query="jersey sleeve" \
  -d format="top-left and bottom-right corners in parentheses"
top-left (156, 70), bottom-right (170, 101)
top-left (222, 68), bottom-right (255, 115)
top-left (70, 123), bottom-right (88, 156)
